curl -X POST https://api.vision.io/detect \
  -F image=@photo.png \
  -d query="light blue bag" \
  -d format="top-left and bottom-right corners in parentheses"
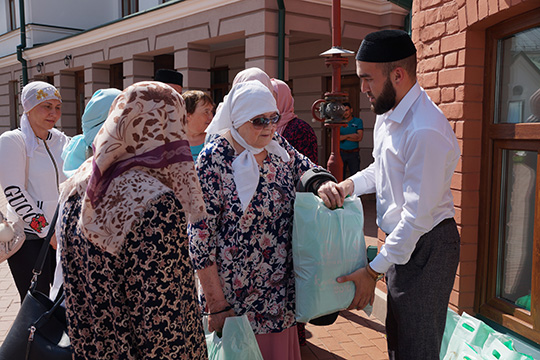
top-left (293, 193), bottom-right (369, 323)
top-left (443, 312), bottom-right (495, 360)
top-left (440, 308), bottom-right (462, 359)
top-left (205, 315), bottom-right (263, 360)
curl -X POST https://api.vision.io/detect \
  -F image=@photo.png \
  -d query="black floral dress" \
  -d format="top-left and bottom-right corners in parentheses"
top-left (61, 191), bottom-right (207, 360)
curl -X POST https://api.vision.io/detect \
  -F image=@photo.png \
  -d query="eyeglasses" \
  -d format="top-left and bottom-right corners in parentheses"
top-left (248, 113), bottom-right (281, 129)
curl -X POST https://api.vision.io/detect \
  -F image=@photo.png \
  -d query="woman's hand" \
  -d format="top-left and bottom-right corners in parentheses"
top-left (317, 179), bottom-right (354, 209)
top-left (50, 233), bottom-right (57, 250)
top-left (207, 300), bottom-right (236, 333)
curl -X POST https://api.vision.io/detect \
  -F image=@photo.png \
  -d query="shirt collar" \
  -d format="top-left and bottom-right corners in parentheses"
top-left (386, 81), bottom-right (421, 124)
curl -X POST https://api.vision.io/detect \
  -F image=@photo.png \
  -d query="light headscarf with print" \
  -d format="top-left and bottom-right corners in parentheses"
top-left (62, 88), bottom-right (121, 177)
top-left (59, 81), bottom-right (206, 255)
top-left (205, 80), bottom-right (290, 212)
top-left (20, 81), bottom-right (63, 157)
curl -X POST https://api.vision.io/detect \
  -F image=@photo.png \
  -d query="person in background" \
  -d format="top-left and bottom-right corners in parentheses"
top-left (271, 78), bottom-right (318, 164)
top-left (339, 102), bottom-right (364, 179)
top-left (61, 88), bottom-right (121, 177)
top-left (189, 80), bottom-right (319, 360)
top-left (50, 88), bottom-right (121, 301)
top-left (318, 30), bottom-right (461, 359)
top-left (182, 90), bottom-right (215, 162)
top-left (155, 68), bottom-right (183, 93)
top-left (58, 82), bottom-right (207, 359)
top-left (0, 81), bottom-right (69, 302)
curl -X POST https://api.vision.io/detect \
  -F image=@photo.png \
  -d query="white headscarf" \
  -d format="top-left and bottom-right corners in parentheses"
top-left (206, 80), bottom-right (290, 211)
top-left (20, 81), bottom-right (63, 157)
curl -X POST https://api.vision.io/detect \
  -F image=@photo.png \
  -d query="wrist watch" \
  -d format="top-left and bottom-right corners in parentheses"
top-left (366, 264), bottom-right (384, 282)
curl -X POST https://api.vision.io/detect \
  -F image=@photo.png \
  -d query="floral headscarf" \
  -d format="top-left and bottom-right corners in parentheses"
top-left (271, 78), bottom-right (297, 135)
top-left (60, 81), bottom-right (206, 254)
top-left (20, 81), bottom-right (63, 157)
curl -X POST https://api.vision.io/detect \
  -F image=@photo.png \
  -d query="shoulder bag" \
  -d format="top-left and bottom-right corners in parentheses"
top-left (0, 204), bottom-right (72, 360)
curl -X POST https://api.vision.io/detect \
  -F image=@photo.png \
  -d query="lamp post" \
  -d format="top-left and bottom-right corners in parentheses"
top-left (311, 0), bottom-right (354, 182)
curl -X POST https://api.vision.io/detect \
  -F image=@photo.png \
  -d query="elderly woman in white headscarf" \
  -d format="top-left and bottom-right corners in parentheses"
top-left (189, 80), bottom-right (320, 360)
top-left (0, 81), bottom-right (69, 301)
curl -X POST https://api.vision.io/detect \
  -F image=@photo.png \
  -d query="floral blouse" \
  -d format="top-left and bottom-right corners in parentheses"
top-left (189, 134), bottom-right (317, 334)
top-left (281, 117), bottom-right (318, 164)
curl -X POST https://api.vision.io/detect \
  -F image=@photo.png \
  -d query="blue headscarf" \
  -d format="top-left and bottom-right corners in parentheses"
top-left (62, 88), bottom-right (121, 177)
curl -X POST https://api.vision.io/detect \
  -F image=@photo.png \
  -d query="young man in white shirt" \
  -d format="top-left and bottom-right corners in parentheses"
top-left (318, 29), bottom-right (461, 359)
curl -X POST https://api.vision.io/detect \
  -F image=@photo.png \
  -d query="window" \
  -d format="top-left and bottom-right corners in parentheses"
top-left (110, 63), bottom-right (124, 91)
top-left (210, 67), bottom-right (229, 105)
top-left (75, 71), bottom-right (84, 134)
top-left (479, 9), bottom-right (540, 343)
top-left (122, 0), bottom-right (138, 17)
top-left (8, 0), bottom-right (16, 31)
top-left (9, 81), bottom-right (20, 129)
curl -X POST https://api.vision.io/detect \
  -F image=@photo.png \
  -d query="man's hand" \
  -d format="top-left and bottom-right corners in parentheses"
top-left (317, 179), bottom-right (354, 209)
top-left (337, 266), bottom-right (376, 311)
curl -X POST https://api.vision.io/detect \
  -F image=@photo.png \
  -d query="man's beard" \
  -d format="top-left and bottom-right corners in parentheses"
top-left (371, 77), bottom-right (396, 115)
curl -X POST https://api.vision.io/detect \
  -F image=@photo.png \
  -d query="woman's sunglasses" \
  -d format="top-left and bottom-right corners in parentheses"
top-left (249, 113), bottom-right (281, 129)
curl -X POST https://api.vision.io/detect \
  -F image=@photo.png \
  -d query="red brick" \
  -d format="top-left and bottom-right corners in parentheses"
top-left (424, 7), bottom-right (443, 25)
top-left (441, 2), bottom-right (460, 21)
top-left (456, 155), bottom-right (482, 173)
top-left (460, 242), bottom-right (479, 261)
top-left (422, 55), bottom-right (444, 72)
top-left (447, 18), bottom-right (460, 35)
top-left (451, 172), bottom-right (463, 190)
top-left (457, 291), bottom-right (475, 309)
top-left (458, 224), bottom-right (479, 244)
top-left (499, 0), bottom-right (511, 10)
top-left (462, 171), bottom-right (481, 191)
top-left (457, 84), bottom-right (483, 102)
top-left (411, 11), bottom-right (425, 31)
top-left (426, 88), bottom-right (441, 103)
top-left (418, 72), bottom-right (438, 88)
top-left (422, 39), bottom-right (441, 58)
top-left (441, 87), bottom-right (455, 102)
top-left (340, 341), bottom-right (366, 356)
top-left (420, 0), bottom-right (444, 10)
top-left (466, 0), bottom-right (478, 25)
top-left (457, 0), bottom-right (467, 7)
top-left (439, 68), bottom-right (465, 85)
top-left (478, 0), bottom-right (489, 20)
top-left (458, 7), bottom-right (468, 31)
top-left (440, 102), bottom-right (464, 119)
top-left (421, 23), bottom-right (446, 42)
top-left (462, 102), bottom-right (483, 121)
top-left (467, 30), bottom-right (486, 49)
top-left (488, 0), bottom-right (499, 15)
top-left (462, 120), bottom-right (482, 139)
top-left (455, 275), bottom-right (477, 293)
top-left (457, 260), bottom-right (478, 277)
top-left (444, 52), bottom-right (458, 67)
top-left (441, 32), bottom-right (467, 53)
top-left (454, 206), bottom-right (480, 226)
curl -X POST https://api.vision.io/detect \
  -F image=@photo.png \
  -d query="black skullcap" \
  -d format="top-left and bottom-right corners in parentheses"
top-left (155, 69), bottom-right (183, 87)
top-left (356, 29), bottom-right (416, 63)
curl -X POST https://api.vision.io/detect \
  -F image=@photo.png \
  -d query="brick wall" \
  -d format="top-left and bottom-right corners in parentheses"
top-left (405, 0), bottom-right (538, 314)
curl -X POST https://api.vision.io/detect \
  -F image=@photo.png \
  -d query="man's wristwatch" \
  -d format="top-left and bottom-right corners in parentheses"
top-left (366, 264), bottom-right (384, 282)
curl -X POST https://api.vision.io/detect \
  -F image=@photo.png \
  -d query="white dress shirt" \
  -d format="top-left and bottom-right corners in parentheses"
top-left (350, 82), bottom-right (460, 274)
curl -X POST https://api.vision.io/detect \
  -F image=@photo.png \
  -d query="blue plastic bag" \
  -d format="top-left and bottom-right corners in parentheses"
top-left (440, 308), bottom-right (462, 359)
top-left (205, 315), bottom-right (263, 360)
top-left (293, 193), bottom-right (369, 322)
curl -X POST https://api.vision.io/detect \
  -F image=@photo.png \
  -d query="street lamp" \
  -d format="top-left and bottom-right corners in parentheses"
top-left (311, 0), bottom-right (354, 182)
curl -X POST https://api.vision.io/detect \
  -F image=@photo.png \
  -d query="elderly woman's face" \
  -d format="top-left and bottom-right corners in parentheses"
top-left (237, 111), bottom-right (278, 148)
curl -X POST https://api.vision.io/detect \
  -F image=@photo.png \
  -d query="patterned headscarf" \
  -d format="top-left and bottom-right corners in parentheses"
top-left (271, 78), bottom-right (297, 135)
top-left (20, 81), bottom-right (63, 157)
top-left (60, 81), bottom-right (206, 254)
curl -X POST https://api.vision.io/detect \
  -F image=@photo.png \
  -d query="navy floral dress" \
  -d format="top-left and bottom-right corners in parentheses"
top-left (61, 191), bottom-right (207, 360)
top-left (189, 134), bottom-right (317, 335)
top-left (281, 117), bottom-right (318, 164)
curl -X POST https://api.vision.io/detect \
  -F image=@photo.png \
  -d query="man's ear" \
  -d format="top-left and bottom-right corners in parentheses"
top-left (392, 67), bottom-right (406, 86)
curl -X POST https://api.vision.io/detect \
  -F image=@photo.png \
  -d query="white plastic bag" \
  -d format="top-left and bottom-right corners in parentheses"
top-left (205, 315), bottom-right (263, 360)
top-left (293, 193), bottom-right (369, 322)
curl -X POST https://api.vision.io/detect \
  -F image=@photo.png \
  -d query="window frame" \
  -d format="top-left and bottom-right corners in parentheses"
top-left (8, 0), bottom-right (16, 31)
top-left (121, 0), bottom-right (138, 17)
top-left (477, 8), bottom-right (540, 343)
